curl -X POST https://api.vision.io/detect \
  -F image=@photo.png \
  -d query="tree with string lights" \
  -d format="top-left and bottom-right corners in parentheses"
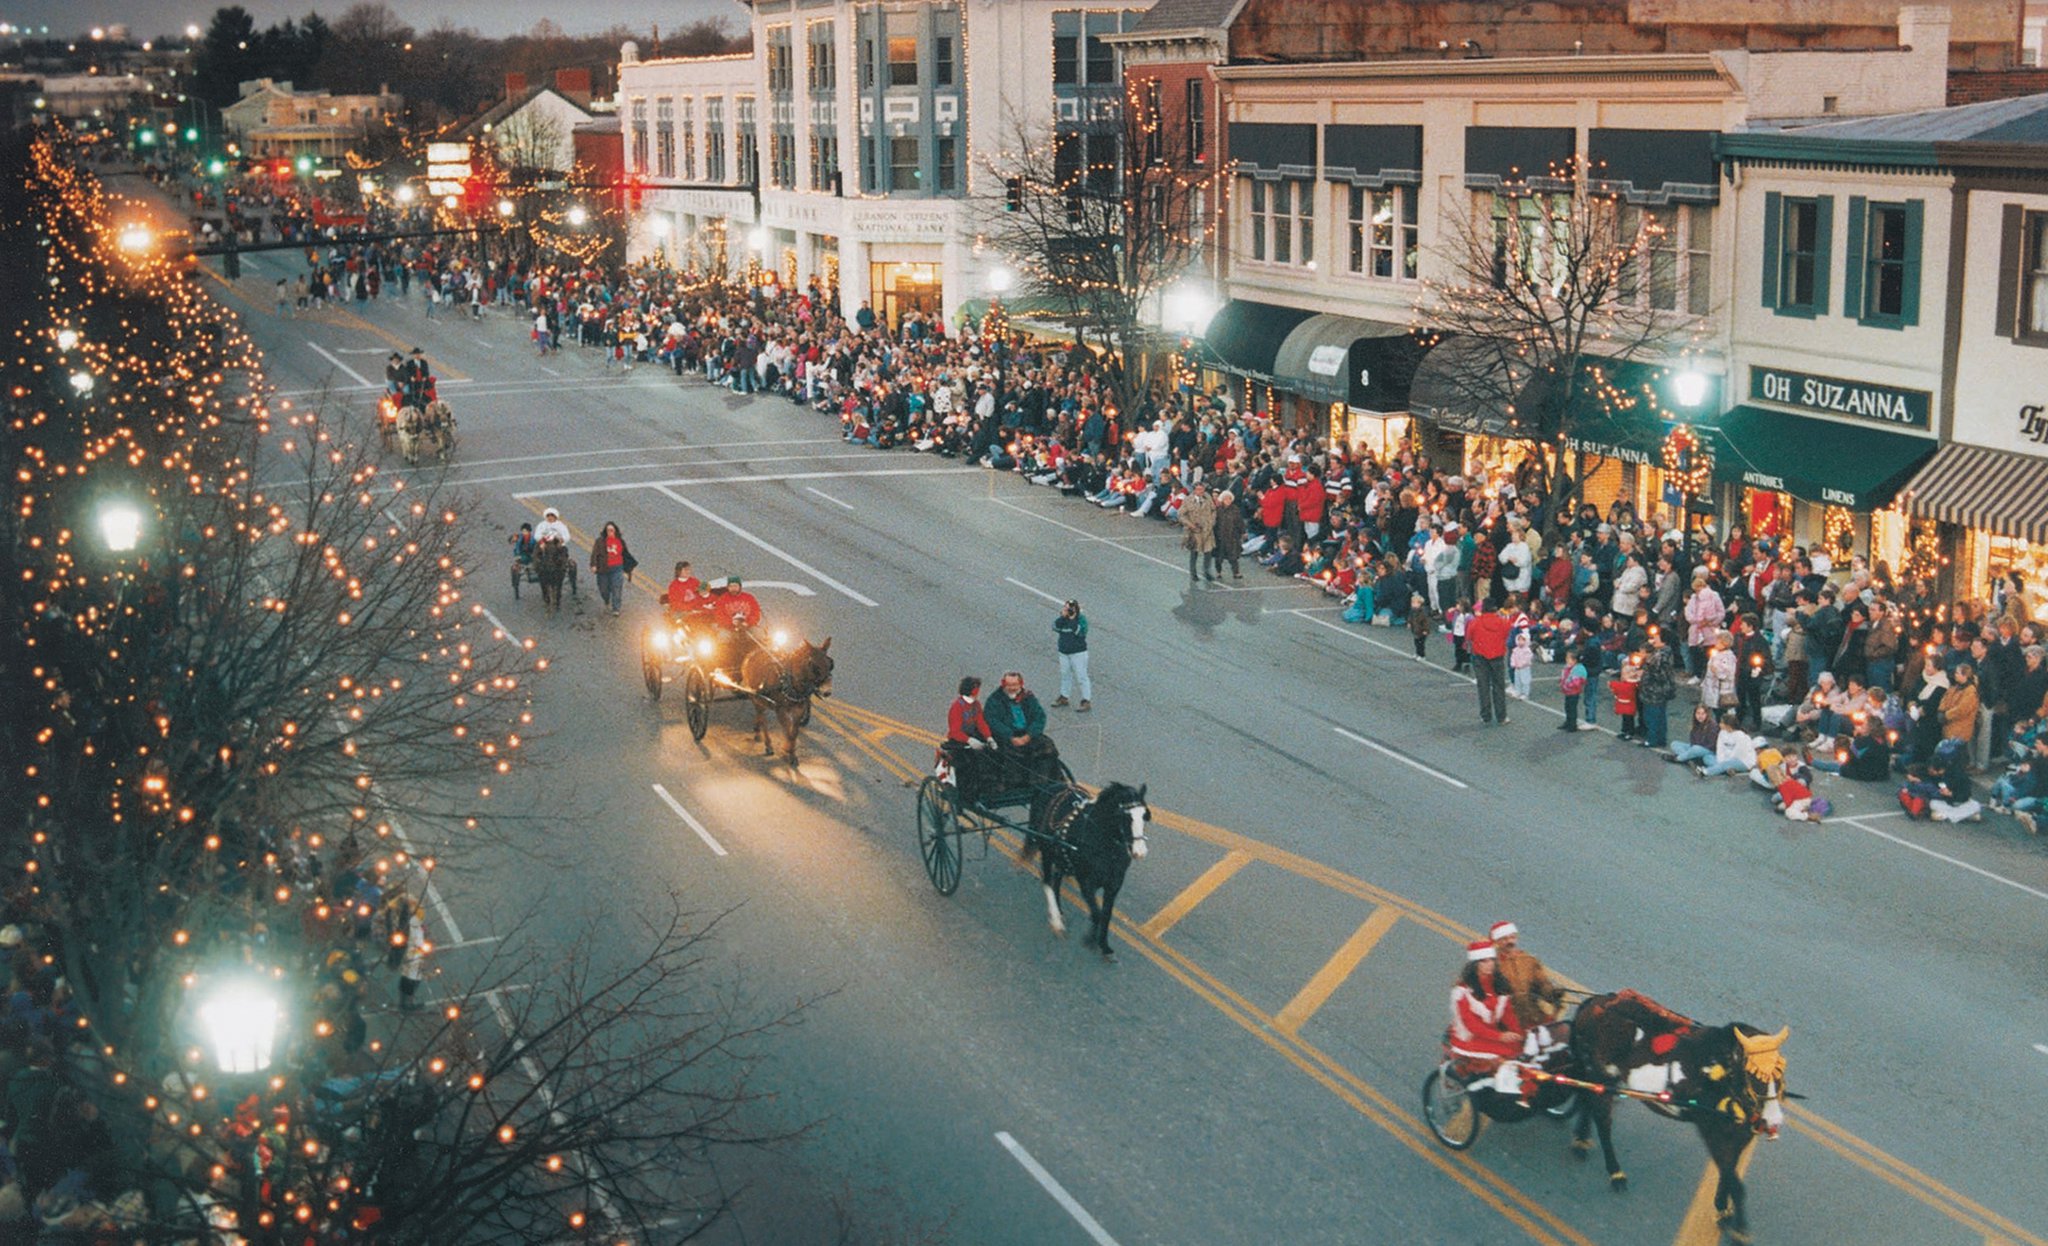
top-left (1419, 158), bottom-right (1703, 527)
top-left (0, 133), bottom-right (821, 1242)
top-left (977, 81), bottom-right (1214, 418)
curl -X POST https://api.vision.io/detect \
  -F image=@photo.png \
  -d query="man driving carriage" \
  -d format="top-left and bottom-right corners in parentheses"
top-left (984, 671), bottom-right (1061, 796)
top-left (530, 507), bottom-right (578, 599)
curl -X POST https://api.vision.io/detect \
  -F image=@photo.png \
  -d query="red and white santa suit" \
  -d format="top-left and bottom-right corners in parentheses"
top-left (1450, 941), bottom-right (1529, 1096)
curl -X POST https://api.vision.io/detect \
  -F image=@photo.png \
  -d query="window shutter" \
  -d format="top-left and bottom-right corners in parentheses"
top-left (1994, 203), bottom-right (2024, 338)
top-left (1761, 191), bottom-right (1782, 309)
top-left (1842, 196), bottom-right (1867, 319)
top-left (1812, 196), bottom-right (1834, 315)
top-left (1899, 199), bottom-right (1924, 327)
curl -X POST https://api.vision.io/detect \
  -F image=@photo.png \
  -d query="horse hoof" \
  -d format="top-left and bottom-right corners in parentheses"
top-left (1608, 1173), bottom-right (1628, 1193)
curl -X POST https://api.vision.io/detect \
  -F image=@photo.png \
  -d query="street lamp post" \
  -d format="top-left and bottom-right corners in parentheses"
top-left (987, 266), bottom-right (1014, 420)
top-left (97, 500), bottom-right (145, 553)
top-left (199, 978), bottom-right (282, 1075)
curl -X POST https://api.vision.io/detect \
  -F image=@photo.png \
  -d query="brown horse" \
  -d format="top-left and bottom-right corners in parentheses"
top-left (738, 636), bottom-right (833, 762)
top-left (1567, 990), bottom-right (1791, 1244)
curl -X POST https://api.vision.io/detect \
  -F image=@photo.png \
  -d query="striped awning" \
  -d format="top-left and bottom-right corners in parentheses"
top-left (1898, 443), bottom-right (2048, 545)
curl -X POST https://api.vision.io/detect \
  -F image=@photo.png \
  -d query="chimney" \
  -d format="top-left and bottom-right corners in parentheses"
top-left (554, 68), bottom-right (592, 107)
top-left (505, 71), bottom-right (528, 100)
top-left (1897, 5), bottom-right (1952, 56)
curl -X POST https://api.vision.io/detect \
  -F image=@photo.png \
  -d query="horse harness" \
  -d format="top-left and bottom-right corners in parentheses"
top-left (1625, 1026), bottom-right (1788, 1130)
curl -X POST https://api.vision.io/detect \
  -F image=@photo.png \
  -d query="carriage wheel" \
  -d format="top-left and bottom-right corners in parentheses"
top-left (684, 667), bottom-right (712, 741)
top-left (917, 777), bottom-right (962, 896)
top-left (640, 638), bottom-right (663, 700)
top-left (1422, 1066), bottom-right (1483, 1150)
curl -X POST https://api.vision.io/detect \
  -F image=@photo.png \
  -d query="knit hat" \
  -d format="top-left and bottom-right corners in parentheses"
top-left (1466, 939), bottom-right (1496, 963)
top-left (1489, 920), bottom-right (1518, 941)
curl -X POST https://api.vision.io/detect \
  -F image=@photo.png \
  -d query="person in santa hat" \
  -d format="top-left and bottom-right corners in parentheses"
top-left (1450, 940), bottom-right (1530, 1102)
top-left (1490, 919), bottom-right (1566, 1032)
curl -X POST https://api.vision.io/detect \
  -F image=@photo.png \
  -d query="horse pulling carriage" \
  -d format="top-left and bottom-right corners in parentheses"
top-left (916, 749), bottom-right (1151, 959)
top-left (1421, 989), bottom-right (1792, 1244)
top-left (385, 399), bottom-right (456, 466)
top-left (640, 617), bottom-right (833, 761)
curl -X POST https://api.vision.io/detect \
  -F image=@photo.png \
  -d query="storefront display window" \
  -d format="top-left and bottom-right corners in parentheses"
top-left (1972, 531), bottom-right (2048, 622)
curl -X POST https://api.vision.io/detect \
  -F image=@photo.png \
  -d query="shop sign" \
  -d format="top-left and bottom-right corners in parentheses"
top-left (1750, 365), bottom-right (1930, 430)
top-left (2021, 403), bottom-right (2048, 445)
top-left (1564, 434), bottom-right (1655, 466)
top-left (846, 204), bottom-right (954, 240)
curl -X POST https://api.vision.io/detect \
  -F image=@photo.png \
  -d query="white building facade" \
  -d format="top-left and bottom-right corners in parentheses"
top-left (617, 0), bottom-right (1149, 330)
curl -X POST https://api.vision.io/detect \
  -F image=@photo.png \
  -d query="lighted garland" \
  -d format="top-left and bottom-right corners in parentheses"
top-left (1662, 422), bottom-right (1713, 497)
top-left (1822, 504), bottom-right (1855, 554)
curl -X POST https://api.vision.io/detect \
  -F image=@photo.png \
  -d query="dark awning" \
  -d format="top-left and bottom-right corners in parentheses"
top-left (1412, 347), bottom-right (1720, 446)
top-left (1408, 337), bottom-right (1537, 439)
top-left (1271, 315), bottom-right (1435, 410)
top-left (1464, 126), bottom-right (1575, 191)
top-left (1713, 405), bottom-right (1936, 511)
top-left (1586, 129), bottom-right (1718, 204)
top-left (1229, 122), bottom-right (1315, 179)
top-left (1898, 442), bottom-right (2048, 544)
top-left (1201, 299), bottom-right (1317, 380)
top-left (1323, 124), bottom-right (1422, 186)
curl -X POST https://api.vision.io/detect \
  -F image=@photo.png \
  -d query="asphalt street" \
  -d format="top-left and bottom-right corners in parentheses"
top-left (135, 185), bottom-right (2048, 1245)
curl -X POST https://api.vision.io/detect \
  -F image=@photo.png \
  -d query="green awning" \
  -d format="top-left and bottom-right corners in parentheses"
top-left (1711, 405), bottom-right (1936, 511)
top-left (1413, 348), bottom-right (1722, 447)
top-left (1201, 299), bottom-right (1317, 380)
top-left (1271, 314), bottom-right (1435, 411)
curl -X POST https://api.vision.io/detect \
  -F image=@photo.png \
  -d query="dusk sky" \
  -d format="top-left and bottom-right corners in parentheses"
top-left (3, 0), bottom-right (747, 40)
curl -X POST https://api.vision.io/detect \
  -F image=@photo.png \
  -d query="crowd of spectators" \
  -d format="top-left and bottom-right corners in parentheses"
top-left (213, 169), bottom-right (2048, 842)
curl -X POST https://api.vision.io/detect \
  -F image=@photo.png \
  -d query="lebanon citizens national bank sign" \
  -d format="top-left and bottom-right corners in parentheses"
top-left (1749, 365), bottom-right (1931, 430)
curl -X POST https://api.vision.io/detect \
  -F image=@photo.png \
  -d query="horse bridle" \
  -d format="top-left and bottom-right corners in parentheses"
top-left (1120, 801), bottom-right (1150, 857)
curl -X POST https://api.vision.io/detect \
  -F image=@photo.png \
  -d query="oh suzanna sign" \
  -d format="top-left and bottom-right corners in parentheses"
top-left (1749, 365), bottom-right (1931, 430)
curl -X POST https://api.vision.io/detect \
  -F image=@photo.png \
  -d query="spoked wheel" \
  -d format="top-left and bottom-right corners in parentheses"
top-left (640, 637), bottom-right (663, 700)
top-left (1422, 1066), bottom-right (1483, 1150)
top-left (684, 667), bottom-right (712, 741)
top-left (917, 777), bottom-right (962, 895)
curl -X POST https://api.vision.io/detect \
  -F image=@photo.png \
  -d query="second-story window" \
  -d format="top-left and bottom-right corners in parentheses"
top-left (1186, 79), bottom-right (1206, 162)
top-left (811, 132), bottom-right (839, 191)
top-left (1763, 192), bottom-right (1830, 316)
top-left (1847, 198), bottom-right (1922, 327)
top-left (768, 28), bottom-right (794, 93)
top-left (887, 11), bottom-right (919, 87)
top-left (680, 99), bottom-right (695, 179)
top-left (891, 136), bottom-right (921, 191)
top-left (935, 35), bottom-right (955, 86)
top-left (1053, 32), bottom-right (1078, 85)
top-left (808, 24), bottom-right (836, 91)
top-left (736, 96), bottom-right (759, 185)
top-left (1347, 185), bottom-right (1417, 281)
top-left (629, 99), bottom-right (648, 174)
top-left (1246, 178), bottom-right (1313, 267)
top-left (937, 135), bottom-right (958, 191)
top-left (1142, 79), bottom-right (1163, 166)
top-left (654, 99), bottom-right (675, 179)
top-left (1618, 203), bottom-right (1713, 316)
top-left (705, 97), bottom-right (726, 182)
top-left (1085, 24), bottom-right (1116, 84)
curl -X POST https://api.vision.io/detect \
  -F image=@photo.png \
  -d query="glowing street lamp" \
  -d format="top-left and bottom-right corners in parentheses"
top-left (496, 198), bottom-right (515, 218)
top-left (394, 184), bottom-right (416, 204)
top-left (68, 371), bottom-right (94, 396)
top-left (55, 327), bottom-right (79, 352)
top-left (987, 266), bottom-right (1014, 295)
top-left (648, 216), bottom-right (671, 238)
top-left (97, 499), bottom-right (145, 552)
top-left (116, 223), bottom-right (154, 254)
top-left (1163, 283), bottom-right (1217, 336)
top-left (566, 204), bottom-right (588, 227)
top-left (746, 226), bottom-right (768, 253)
top-left (199, 979), bottom-right (281, 1074)
top-left (1671, 369), bottom-right (1709, 409)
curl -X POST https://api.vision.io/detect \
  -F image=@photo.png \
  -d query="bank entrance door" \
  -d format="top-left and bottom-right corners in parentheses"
top-left (870, 261), bottom-right (943, 332)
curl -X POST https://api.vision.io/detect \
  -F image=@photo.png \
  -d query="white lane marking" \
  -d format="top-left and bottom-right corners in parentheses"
top-left (652, 485), bottom-right (879, 607)
top-left (307, 341), bottom-right (374, 387)
top-left (1821, 809), bottom-right (1908, 823)
top-left (441, 451), bottom-right (899, 490)
top-left (994, 1132), bottom-right (1120, 1246)
top-left (1332, 726), bottom-right (1471, 790)
top-left (1838, 816), bottom-right (2048, 903)
top-left (431, 936), bottom-right (503, 952)
top-left (1285, 609), bottom-right (1599, 731)
top-left (2034, 1043), bottom-right (2048, 1056)
top-left (805, 486), bottom-right (854, 510)
top-left (1004, 576), bottom-right (1066, 607)
top-left (256, 438), bottom-right (840, 488)
top-left (748, 580), bottom-right (817, 597)
top-left (527, 465), bottom-right (979, 499)
top-left (332, 347), bottom-right (389, 354)
top-left (477, 604), bottom-right (528, 647)
top-left (990, 497), bottom-right (1183, 573)
top-left (539, 365), bottom-right (561, 377)
top-left (652, 783), bottom-right (728, 857)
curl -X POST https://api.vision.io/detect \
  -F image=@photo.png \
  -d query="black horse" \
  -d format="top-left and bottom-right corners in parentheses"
top-left (1568, 990), bottom-right (1790, 1244)
top-left (533, 539), bottom-right (571, 616)
top-left (1035, 782), bottom-right (1149, 958)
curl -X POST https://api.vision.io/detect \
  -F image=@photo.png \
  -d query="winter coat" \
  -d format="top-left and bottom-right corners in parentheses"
top-left (1610, 562), bottom-right (1648, 616)
top-left (1213, 499), bottom-right (1247, 551)
top-left (1939, 681), bottom-right (1980, 740)
top-left (1700, 647), bottom-right (1738, 709)
top-left (1638, 648), bottom-right (1679, 706)
top-left (1684, 587), bottom-right (1725, 648)
top-left (1179, 493), bottom-right (1217, 553)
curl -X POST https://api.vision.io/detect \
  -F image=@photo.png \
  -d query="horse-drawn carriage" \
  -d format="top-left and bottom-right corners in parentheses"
top-left (511, 538), bottom-right (576, 614)
top-left (640, 616), bottom-right (833, 760)
top-left (916, 748), bottom-right (1151, 958)
top-left (387, 399), bottom-right (456, 465)
top-left (1420, 990), bottom-right (1792, 1244)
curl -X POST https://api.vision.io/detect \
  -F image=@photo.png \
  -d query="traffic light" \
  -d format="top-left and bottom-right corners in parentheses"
top-left (1005, 177), bottom-right (1023, 212)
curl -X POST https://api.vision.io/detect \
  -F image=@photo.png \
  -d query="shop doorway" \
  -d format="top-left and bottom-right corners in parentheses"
top-left (870, 261), bottom-right (942, 332)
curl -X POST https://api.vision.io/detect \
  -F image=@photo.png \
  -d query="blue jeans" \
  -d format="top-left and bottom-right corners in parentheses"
top-left (596, 567), bottom-right (625, 612)
top-left (1669, 742), bottom-right (1715, 764)
top-left (1641, 702), bottom-right (1670, 749)
top-left (1699, 758), bottom-right (1749, 777)
top-left (1058, 650), bottom-right (1092, 702)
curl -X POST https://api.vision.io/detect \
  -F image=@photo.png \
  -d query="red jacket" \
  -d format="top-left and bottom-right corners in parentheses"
top-left (1465, 611), bottom-right (1511, 661)
top-left (1608, 678), bottom-right (1640, 715)
top-left (1258, 485), bottom-right (1288, 528)
top-left (1450, 983), bottom-right (1521, 1060)
top-left (1295, 478), bottom-right (1326, 524)
top-left (947, 697), bottom-right (990, 743)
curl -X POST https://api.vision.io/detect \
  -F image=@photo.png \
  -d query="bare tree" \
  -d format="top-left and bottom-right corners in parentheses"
top-left (977, 82), bottom-right (1213, 415)
top-left (492, 108), bottom-right (569, 175)
top-left (1418, 161), bottom-right (1701, 523)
